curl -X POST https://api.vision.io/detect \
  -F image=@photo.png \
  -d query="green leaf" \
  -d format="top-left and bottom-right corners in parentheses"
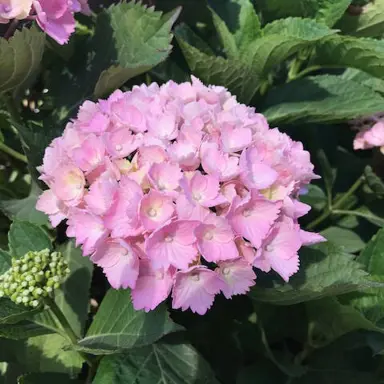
top-left (0, 250), bottom-right (11, 275)
top-left (336, 0), bottom-right (384, 37)
top-left (261, 75), bottom-right (384, 125)
top-left (0, 299), bottom-right (41, 325)
top-left (299, 185), bottom-right (327, 211)
top-left (0, 184), bottom-right (49, 226)
top-left (259, 0), bottom-right (352, 26)
top-left (342, 68), bottom-right (384, 95)
top-left (0, 26), bottom-right (45, 94)
top-left (313, 35), bottom-right (384, 79)
top-left (93, 2), bottom-right (181, 98)
top-left (320, 227), bottom-right (365, 253)
top-left (176, 34), bottom-right (259, 103)
top-left (354, 206), bottom-right (384, 227)
top-left (358, 228), bottom-right (384, 275)
top-left (250, 242), bottom-right (374, 305)
top-left (306, 297), bottom-right (379, 347)
top-left (8, 221), bottom-right (52, 259)
top-left (0, 321), bottom-right (53, 340)
top-left (77, 289), bottom-right (180, 354)
top-left (364, 166), bottom-right (384, 198)
top-left (93, 342), bottom-right (219, 384)
top-left (317, 148), bottom-right (336, 204)
top-left (19, 373), bottom-right (81, 384)
top-left (34, 241), bottom-right (93, 338)
top-left (246, 17), bottom-right (336, 77)
top-left (209, 0), bottom-right (261, 56)
top-left (25, 334), bottom-right (83, 376)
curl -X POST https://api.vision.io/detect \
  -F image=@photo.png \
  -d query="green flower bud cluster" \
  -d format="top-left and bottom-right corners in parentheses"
top-left (0, 249), bottom-right (70, 308)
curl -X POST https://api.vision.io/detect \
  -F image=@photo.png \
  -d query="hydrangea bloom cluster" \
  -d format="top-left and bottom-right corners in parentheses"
top-left (37, 77), bottom-right (325, 315)
top-left (0, 249), bottom-right (70, 307)
top-left (351, 113), bottom-right (384, 153)
top-left (0, 0), bottom-right (90, 44)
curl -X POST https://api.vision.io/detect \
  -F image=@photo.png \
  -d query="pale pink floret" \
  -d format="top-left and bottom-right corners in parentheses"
top-left (66, 210), bottom-right (108, 256)
top-left (255, 217), bottom-right (302, 282)
top-left (139, 190), bottom-right (175, 231)
top-left (33, 0), bottom-right (76, 45)
top-left (299, 230), bottom-right (326, 246)
top-left (195, 215), bottom-right (239, 263)
top-left (354, 121), bottom-right (384, 151)
top-left (111, 100), bottom-right (146, 133)
top-left (176, 194), bottom-right (211, 221)
top-left (229, 191), bottom-right (281, 248)
top-left (216, 259), bottom-right (256, 298)
top-left (172, 266), bottom-right (225, 315)
top-left (145, 220), bottom-right (200, 270)
top-left (76, 100), bottom-right (110, 133)
top-left (72, 134), bottom-right (105, 173)
top-left (148, 163), bottom-right (182, 195)
top-left (240, 146), bottom-right (278, 190)
top-left (104, 176), bottom-right (143, 238)
top-left (51, 164), bottom-right (85, 206)
top-left (137, 145), bottom-right (168, 167)
top-left (84, 171), bottom-right (118, 216)
top-left (92, 239), bottom-right (139, 289)
top-left (220, 124), bottom-right (252, 153)
top-left (36, 189), bottom-right (67, 227)
top-left (131, 260), bottom-right (175, 312)
top-left (105, 128), bottom-right (143, 159)
top-left (0, 0), bottom-right (32, 22)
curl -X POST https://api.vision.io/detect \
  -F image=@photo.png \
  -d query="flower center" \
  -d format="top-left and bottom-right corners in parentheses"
top-left (115, 144), bottom-right (123, 152)
top-left (148, 208), bottom-right (157, 218)
top-left (191, 273), bottom-right (200, 281)
top-left (164, 235), bottom-right (173, 243)
top-left (204, 231), bottom-right (213, 240)
top-left (242, 209), bottom-right (252, 217)
top-left (193, 192), bottom-right (202, 201)
top-left (222, 267), bottom-right (230, 275)
top-left (155, 270), bottom-right (164, 280)
top-left (266, 245), bottom-right (274, 252)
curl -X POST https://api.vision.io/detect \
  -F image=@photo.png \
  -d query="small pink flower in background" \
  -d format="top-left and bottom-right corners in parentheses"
top-left (0, 0), bottom-right (32, 22)
top-left (351, 113), bottom-right (384, 153)
top-left (37, 77), bottom-right (324, 314)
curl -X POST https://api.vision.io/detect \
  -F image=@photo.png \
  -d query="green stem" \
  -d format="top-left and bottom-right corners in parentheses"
top-left (44, 296), bottom-right (94, 367)
top-left (0, 141), bottom-right (27, 163)
top-left (290, 65), bottom-right (346, 81)
top-left (306, 176), bottom-right (365, 230)
top-left (287, 58), bottom-right (303, 81)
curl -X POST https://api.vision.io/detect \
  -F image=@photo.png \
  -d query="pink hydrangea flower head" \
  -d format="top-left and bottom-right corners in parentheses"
top-left (37, 77), bottom-right (322, 314)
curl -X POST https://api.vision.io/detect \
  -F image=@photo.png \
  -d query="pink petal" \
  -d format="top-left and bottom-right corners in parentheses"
top-left (131, 260), bottom-right (175, 312)
top-left (172, 266), bottom-right (225, 315)
top-left (220, 124), bottom-right (252, 153)
top-left (72, 134), bottom-right (105, 173)
top-left (216, 259), bottom-right (256, 298)
top-left (145, 220), bottom-right (200, 269)
top-left (139, 190), bottom-right (175, 231)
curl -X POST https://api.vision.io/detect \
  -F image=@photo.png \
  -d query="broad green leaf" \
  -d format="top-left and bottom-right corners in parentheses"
top-left (77, 289), bottom-right (180, 353)
top-left (358, 228), bottom-right (384, 275)
top-left (34, 241), bottom-right (93, 337)
top-left (19, 373), bottom-right (81, 384)
top-left (93, 3), bottom-right (181, 98)
top-left (0, 184), bottom-right (49, 226)
top-left (259, 0), bottom-right (352, 26)
top-left (336, 0), bottom-right (384, 37)
top-left (237, 361), bottom-right (286, 384)
top-left (299, 185), bottom-right (327, 211)
top-left (0, 321), bottom-right (53, 340)
top-left (0, 26), bottom-right (45, 94)
top-left (26, 334), bottom-right (82, 376)
top-left (209, 0), bottom-right (261, 56)
top-left (93, 342), bottom-right (219, 384)
top-left (320, 227), bottom-right (365, 253)
top-left (261, 75), bottom-right (384, 125)
top-left (8, 221), bottom-right (52, 259)
top-left (176, 35), bottom-right (259, 103)
top-left (246, 18), bottom-right (336, 77)
top-left (364, 166), bottom-right (384, 199)
top-left (250, 242), bottom-right (373, 305)
top-left (306, 297), bottom-right (379, 347)
top-left (313, 35), bottom-right (384, 79)
top-left (0, 250), bottom-right (11, 275)
top-left (342, 68), bottom-right (384, 95)
top-left (0, 299), bottom-right (41, 325)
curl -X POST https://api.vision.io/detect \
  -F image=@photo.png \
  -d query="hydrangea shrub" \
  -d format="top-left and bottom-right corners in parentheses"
top-left (0, 0), bottom-right (384, 383)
